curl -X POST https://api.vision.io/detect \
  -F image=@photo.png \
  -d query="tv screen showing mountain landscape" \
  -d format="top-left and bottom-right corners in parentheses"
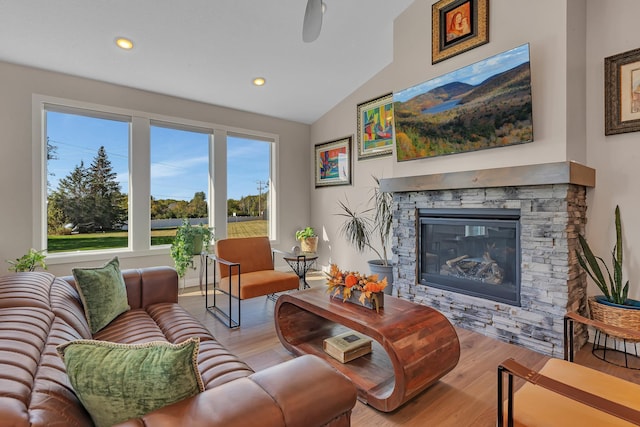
top-left (394, 44), bottom-right (533, 161)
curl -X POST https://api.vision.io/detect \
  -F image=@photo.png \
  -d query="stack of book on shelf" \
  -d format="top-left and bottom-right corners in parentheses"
top-left (323, 331), bottom-right (372, 363)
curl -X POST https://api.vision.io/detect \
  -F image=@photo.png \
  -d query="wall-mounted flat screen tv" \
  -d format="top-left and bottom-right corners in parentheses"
top-left (394, 43), bottom-right (533, 161)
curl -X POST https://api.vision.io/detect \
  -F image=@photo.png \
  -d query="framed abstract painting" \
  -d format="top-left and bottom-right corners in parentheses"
top-left (357, 93), bottom-right (394, 160)
top-left (314, 136), bottom-right (352, 188)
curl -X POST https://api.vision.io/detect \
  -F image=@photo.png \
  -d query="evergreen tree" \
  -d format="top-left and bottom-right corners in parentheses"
top-left (88, 146), bottom-right (126, 231)
top-left (51, 161), bottom-right (92, 231)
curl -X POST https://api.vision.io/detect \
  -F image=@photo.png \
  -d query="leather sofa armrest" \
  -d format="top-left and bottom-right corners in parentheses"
top-left (116, 355), bottom-right (357, 427)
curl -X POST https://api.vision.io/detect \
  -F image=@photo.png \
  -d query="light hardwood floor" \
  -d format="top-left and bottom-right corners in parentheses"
top-left (178, 272), bottom-right (640, 426)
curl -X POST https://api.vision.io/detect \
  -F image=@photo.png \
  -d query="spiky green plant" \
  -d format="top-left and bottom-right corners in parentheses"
top-left (336, 176), bottom-right (393, 266)
top-left (576, 205), bottom-right (629, 305)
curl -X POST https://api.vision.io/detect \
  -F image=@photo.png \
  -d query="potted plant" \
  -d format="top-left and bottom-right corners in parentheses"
top-left (7, 248), bottom-right (47, 272)
top-left (295, 226), bottom-right (318, 253)
top-left (576, 205), bottom-right (640, 338)
top-left (337, 176), bottom-right (394, 294)
top-left (170, 219), bottom-right (214, 278)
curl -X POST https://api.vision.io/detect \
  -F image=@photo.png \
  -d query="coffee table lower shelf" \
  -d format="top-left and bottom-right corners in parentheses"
top-left (274, 288), bottom-right (460, 412)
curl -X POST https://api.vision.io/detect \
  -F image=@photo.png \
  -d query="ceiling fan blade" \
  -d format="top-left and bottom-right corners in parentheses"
top-left (302, 0), bottom-right (323, 43)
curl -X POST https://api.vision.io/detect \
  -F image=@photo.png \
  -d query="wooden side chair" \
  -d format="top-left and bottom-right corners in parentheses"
top-left (497, 312), bottom-right (640, 426)
top-left (205, 236), bottom-right (300, 328)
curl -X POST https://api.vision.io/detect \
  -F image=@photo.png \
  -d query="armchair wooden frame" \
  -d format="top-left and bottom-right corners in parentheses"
top-left (497, 312), bottom-right (640, 426)
top-left (204, 238), bottom-right (305, 328)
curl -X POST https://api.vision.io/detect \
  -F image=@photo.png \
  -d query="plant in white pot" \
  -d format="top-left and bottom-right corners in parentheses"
top-left (295, 226), bottom-right (318, 253)
top-left (337, 176), bottom-right (394, 294)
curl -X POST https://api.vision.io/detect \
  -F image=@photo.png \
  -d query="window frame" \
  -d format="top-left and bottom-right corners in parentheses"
top-left (33, 94), bottom-right (280, 265)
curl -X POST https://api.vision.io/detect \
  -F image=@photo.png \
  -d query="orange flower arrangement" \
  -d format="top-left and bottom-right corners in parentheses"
top-left (326, 264), bottom-right (387, 311)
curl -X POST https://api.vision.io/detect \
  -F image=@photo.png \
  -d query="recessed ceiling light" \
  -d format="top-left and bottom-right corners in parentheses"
top-left (115, 37), bottom-right (134, 50)
top-left (253, 77), bottom-right (266, 86)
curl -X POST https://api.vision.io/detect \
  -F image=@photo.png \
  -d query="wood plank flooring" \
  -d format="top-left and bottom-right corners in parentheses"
top-left (178, 273), bottom-right (640, 426)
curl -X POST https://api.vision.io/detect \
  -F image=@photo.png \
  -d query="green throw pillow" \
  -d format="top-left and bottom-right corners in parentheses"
top-left (57, 338), bottom-right (205, 427)
top-left (72, 256), bottom-right (130, 334)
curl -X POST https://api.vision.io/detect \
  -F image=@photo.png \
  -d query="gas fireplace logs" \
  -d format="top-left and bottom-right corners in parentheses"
top-left (440, 253), bottom-right (504, 285)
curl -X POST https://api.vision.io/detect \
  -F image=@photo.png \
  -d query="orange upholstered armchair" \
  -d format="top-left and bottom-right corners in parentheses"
top-left (205, 236), bottom-right (300, 328)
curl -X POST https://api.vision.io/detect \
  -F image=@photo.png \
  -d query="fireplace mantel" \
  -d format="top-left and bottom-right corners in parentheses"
top-left (379, 161), bottom-right (595, 193)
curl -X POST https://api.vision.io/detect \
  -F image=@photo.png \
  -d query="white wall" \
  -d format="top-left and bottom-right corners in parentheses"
top-left (310, 0), bottom-right (640, 301)
top-left (585, 0), bottom-right (640, 300)
top-left (0, 61), bottom-right (311, 277)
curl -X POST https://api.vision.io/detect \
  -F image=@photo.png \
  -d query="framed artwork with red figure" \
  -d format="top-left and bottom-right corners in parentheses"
top-left (315, 136), bottom-right (352, 187)
top-left (432, 0), bottom-right (489, 64)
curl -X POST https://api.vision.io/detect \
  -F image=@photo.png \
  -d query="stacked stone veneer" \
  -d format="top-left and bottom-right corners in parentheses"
top-left (392, 184), bottom-right (589, 357)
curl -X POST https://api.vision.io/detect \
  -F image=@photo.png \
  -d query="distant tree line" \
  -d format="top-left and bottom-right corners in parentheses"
top-left (48, 146), bottom-right (267, 234)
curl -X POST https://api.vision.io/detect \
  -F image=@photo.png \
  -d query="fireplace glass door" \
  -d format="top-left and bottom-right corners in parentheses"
top-left (419, 209), bottom-right (520, 306)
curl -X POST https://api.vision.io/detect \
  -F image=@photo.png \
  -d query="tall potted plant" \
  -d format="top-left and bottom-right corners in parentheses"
top-left (576, 205), bottom-right (640, 338)
top-left (170, 219), bottom-right (214, 279)
top-left (337, 176), bottom-right (394, 294)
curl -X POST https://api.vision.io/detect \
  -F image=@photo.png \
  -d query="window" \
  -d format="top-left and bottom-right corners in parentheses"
top-left (35, 96), bottom-right (279, 259)
top-left (46, 108), bottom-right (130, 252)
top-left (150, 124), bottom-right (211, 246)
top-left (226, 135), bottom-right (272, 238)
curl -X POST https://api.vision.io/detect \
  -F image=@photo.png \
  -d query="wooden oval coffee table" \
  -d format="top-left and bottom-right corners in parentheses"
top-left (274, 287), bottom-right (460, 412)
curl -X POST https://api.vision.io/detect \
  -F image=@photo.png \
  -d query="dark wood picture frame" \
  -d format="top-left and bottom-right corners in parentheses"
top-left (314, 136), bottom-right (352, 188)
top-left (356, 93), bottom-right (394, 160)
top-left (605, 47), bottom-right (640, 135)
top-left (432, 0), bottom-right (489, 64)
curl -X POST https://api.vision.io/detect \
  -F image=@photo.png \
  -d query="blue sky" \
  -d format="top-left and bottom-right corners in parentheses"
top-left (394, 43), bottom-right (530, 103)
top-left (47, 112), bottom-right (269, 201)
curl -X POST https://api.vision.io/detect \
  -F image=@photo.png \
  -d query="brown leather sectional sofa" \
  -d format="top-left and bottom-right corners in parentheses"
top-left (0, 266), bottom-right (357, 426)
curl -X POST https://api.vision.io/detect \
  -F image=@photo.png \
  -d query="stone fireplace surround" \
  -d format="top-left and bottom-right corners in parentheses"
top-left (380, 162), bottom-right (595, 357)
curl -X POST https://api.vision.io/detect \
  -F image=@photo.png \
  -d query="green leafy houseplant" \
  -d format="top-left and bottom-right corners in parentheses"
top-left (7, 248), bottom-right (47, 272)
top-left (296, 226), bottom-right (318, 253)
top-left (576, 205), bottom-right (630, 305)
top-left (170, 219), bottom-right (213, 278)
top-left (337, 176), bottom-right (393, 267)
top-left (295, 226), bottom-right (316, 240)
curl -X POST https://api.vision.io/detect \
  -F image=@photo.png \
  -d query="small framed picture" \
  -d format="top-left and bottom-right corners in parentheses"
top-left (432, 0), bottom-right (489, 64)
top-left (357, 93), bottom-right (394, 160)
top-left (605, 47), bottom-right (640, 135)
top-left (314, 136), bottom-right (352, 188)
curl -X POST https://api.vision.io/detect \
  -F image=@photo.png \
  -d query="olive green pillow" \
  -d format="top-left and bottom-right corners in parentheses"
top-left (72, 256), bottom-right (130, 334)
top-left (57, 338), bottom-right (205, 427)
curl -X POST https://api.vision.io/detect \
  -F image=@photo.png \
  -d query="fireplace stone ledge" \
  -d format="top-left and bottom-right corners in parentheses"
top-left (380, 161), bottom-right (595, 193)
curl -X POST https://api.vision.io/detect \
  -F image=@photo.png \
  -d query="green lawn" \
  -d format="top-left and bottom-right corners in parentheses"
top-left (47, 220), bottom-right (268, 252)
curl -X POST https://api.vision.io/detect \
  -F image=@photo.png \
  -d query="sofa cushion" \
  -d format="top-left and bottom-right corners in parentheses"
top-left (57, 337), bottom-right (205, 427)
top-left (72, 257), bottom-right (130, 333)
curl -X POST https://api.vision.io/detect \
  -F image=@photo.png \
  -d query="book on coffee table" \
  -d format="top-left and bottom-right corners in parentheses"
top-left (323, 331), bottom-right (372, 363)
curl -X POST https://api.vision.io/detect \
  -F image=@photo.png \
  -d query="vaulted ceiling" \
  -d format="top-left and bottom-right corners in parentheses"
top-left (0, 1), bottom-right (414, 124)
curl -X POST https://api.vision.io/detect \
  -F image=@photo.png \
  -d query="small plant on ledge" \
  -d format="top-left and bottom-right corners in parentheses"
top-left (7, 248), bottom-right (47, 272)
